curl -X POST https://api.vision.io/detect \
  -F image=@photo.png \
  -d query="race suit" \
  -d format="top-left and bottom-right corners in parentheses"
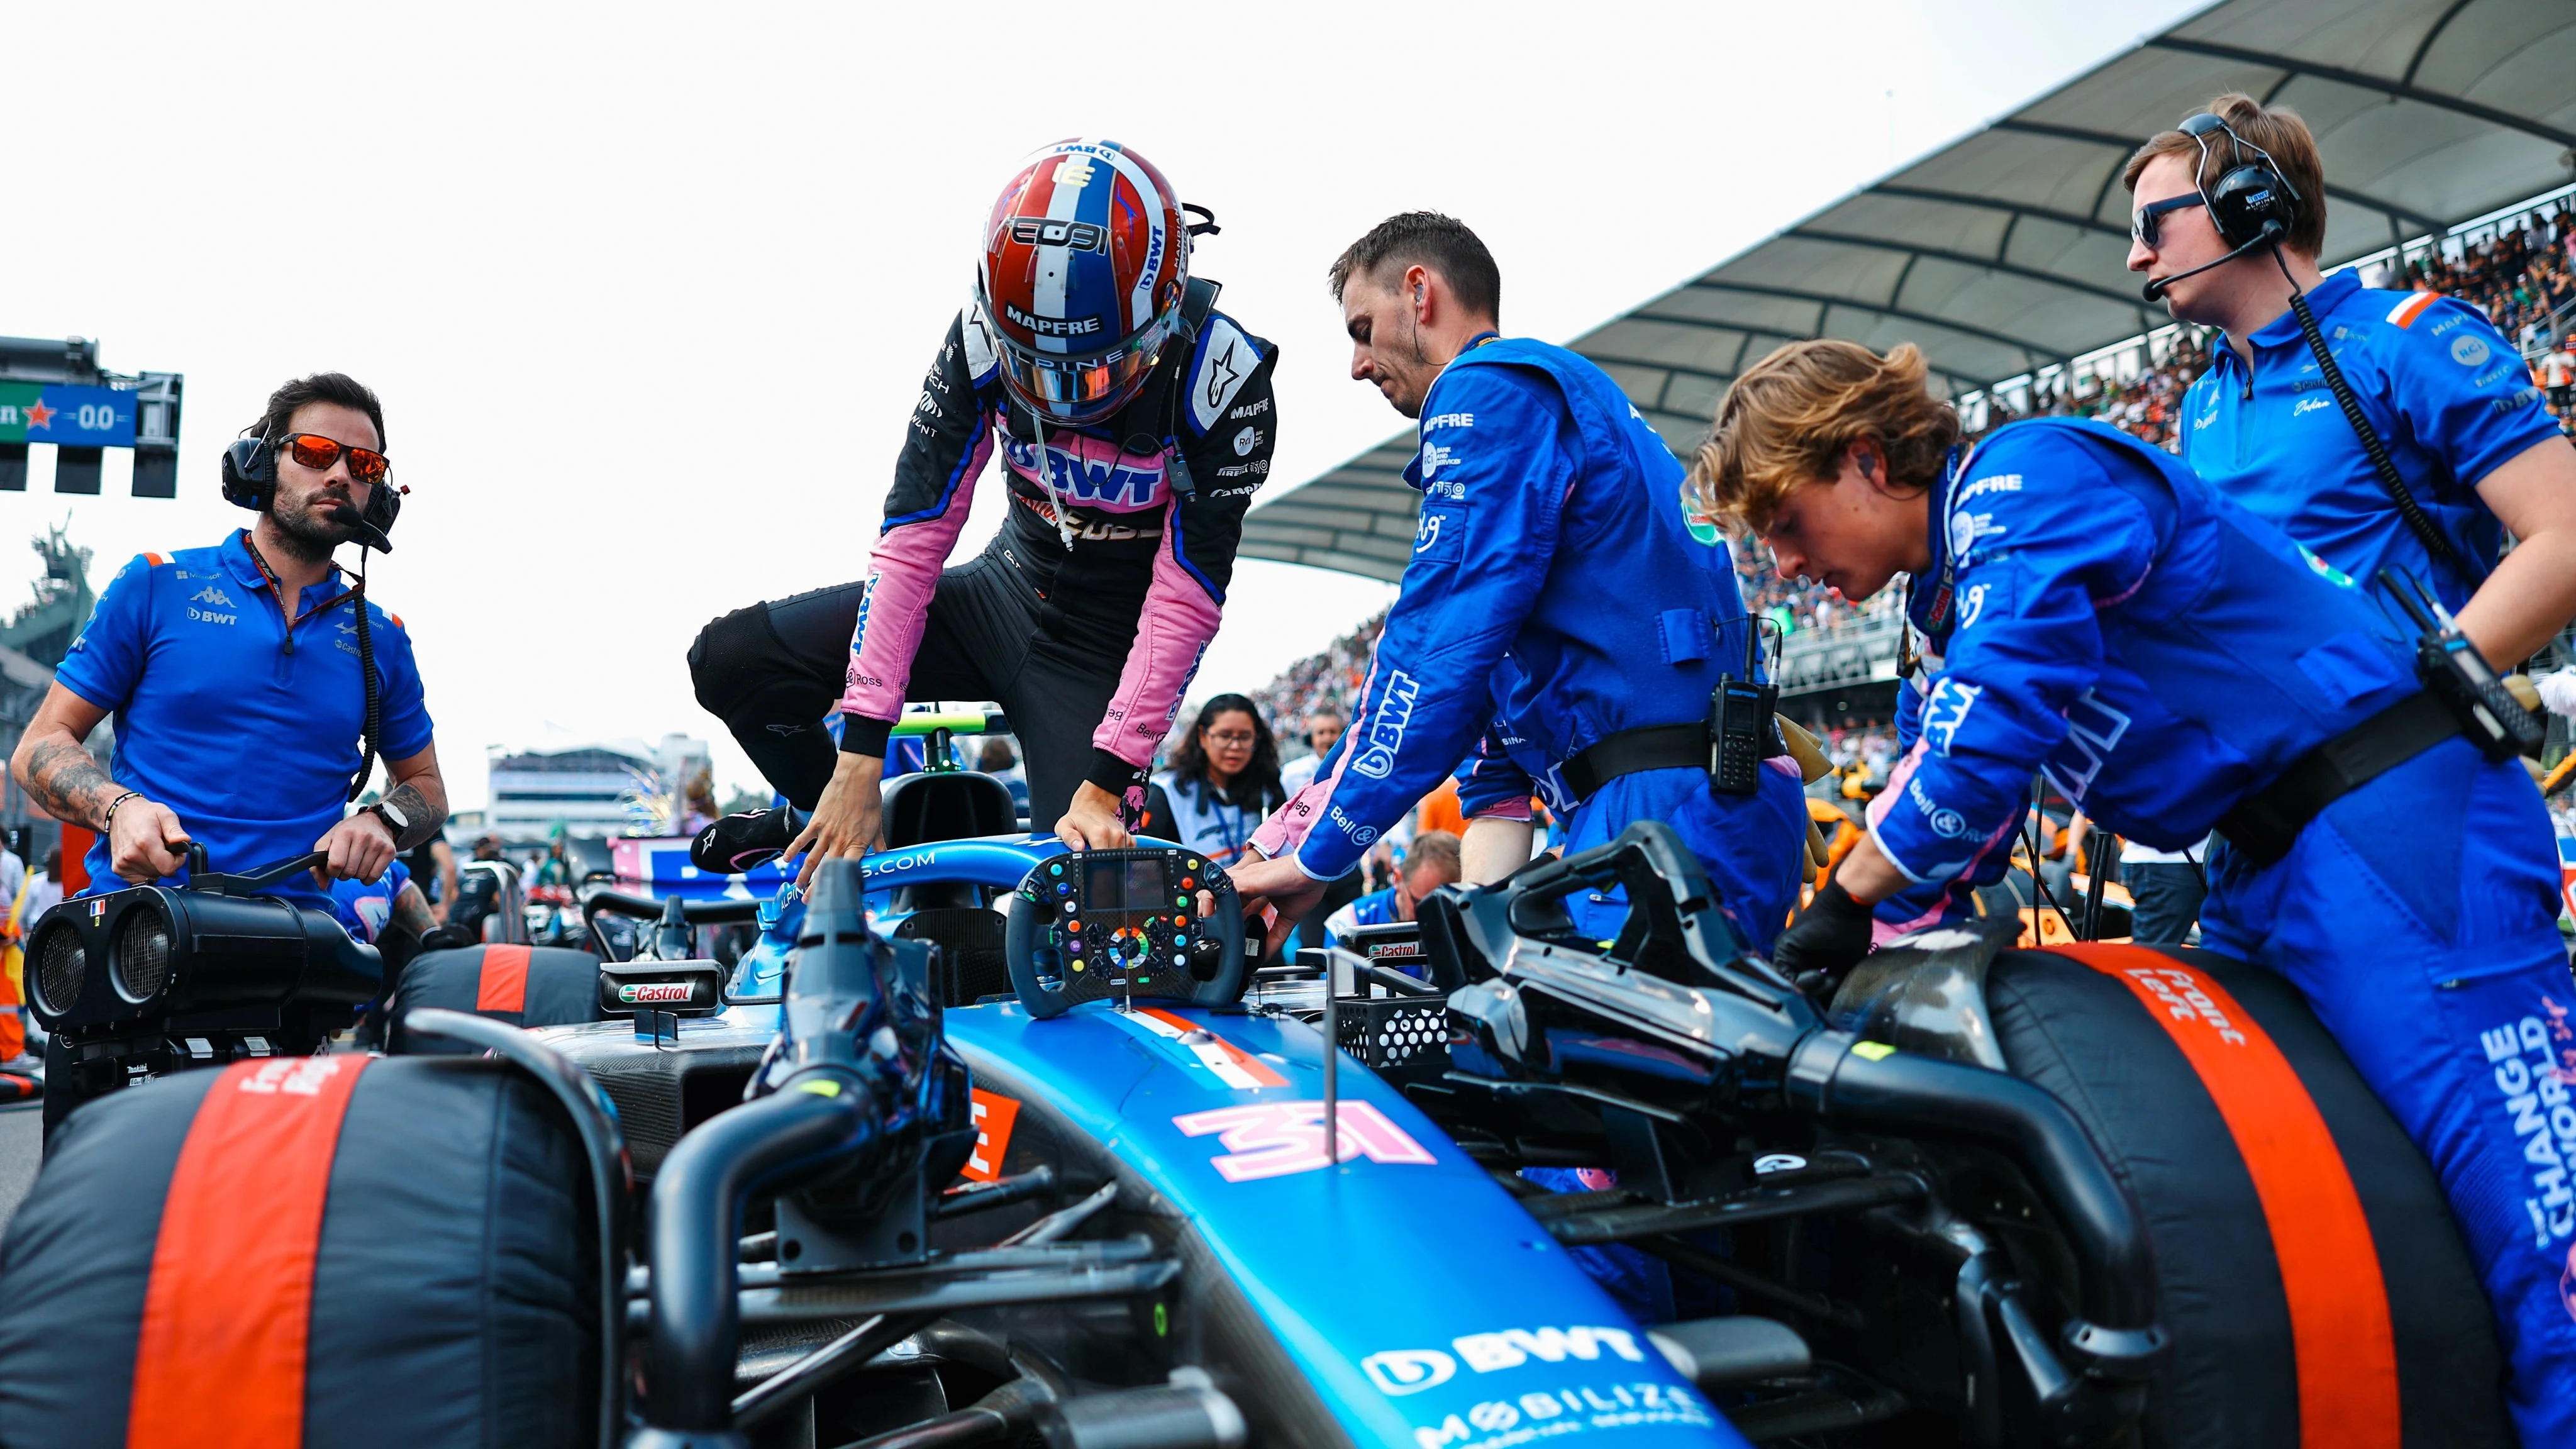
top-left (688, 297), bottom-right (1277, 831)
top-left (1250, 335), bottom-right (1805, 950)
top-left (1880, 417), bottom-right (2576, 1441)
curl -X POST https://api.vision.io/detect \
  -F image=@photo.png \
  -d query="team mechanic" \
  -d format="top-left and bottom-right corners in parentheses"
top-left (2128, 95), bottom-right (2576, 667)
top-left (687, 140), bottom-right (1278, 880)
top-left (8, 372), bottom-right (445, 1131)
top-left (1715, 340), bottom-right (2576, 1443)
top-left (1227, 213), bottom-right (1805, 947)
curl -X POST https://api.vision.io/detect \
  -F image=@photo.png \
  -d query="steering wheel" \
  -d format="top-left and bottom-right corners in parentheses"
top-left (1003, 847), bottom-right (1248, 1019)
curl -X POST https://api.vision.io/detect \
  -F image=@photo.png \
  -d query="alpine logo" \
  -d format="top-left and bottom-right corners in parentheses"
top-left (1349, 670), bottom-right (1422, 779)
top-left (1002, 303), bottom-right (1103, 340)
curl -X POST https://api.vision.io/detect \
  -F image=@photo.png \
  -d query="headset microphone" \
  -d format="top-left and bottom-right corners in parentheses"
top-left (2140, 223), bottom-right (2280, 302)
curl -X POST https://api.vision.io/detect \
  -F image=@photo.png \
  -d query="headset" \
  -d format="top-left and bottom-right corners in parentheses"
top-left (219, 419), bottom-right (404, 552)
top-left (2138, 111), bottom-right (2301, 302)
top-left (219, 414), bottom-right (406, 800)
top-left (2142, 109), bottom-right (2475, 583)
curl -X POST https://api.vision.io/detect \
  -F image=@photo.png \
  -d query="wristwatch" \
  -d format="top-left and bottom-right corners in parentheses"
top-left (362, 799), bottom-right (409, 841)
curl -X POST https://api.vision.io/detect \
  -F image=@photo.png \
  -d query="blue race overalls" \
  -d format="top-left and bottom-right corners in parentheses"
top-left (1250, 335), bottom-right (1804, 950)
top-left (1880, 417), bottom-right (2576, 1441)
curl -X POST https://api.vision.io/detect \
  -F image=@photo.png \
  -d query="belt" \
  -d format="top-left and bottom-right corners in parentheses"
top-left (1559, 723), bottom-right (1710, 803)
top-left (2215, 690), bottom-right (2460, 867)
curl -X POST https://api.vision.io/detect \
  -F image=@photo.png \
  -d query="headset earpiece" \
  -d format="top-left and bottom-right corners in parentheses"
top-left (2206, 162), bottom-right (2294, 250)
top-left (2182, 111), bottom-right (2302, 252)
top-left (219, 431), bottom-right (277, 513)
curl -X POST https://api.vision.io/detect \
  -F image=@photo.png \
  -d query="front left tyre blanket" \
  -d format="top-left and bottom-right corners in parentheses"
top-left (386, 943), bottom-right (606, 1052)
top-left (0, 1053), bottom-right (598, 1448)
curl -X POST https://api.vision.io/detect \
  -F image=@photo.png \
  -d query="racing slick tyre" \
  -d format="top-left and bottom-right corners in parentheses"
top-left (1987, 945), bottom-right (2510, 1446)
top-left (0, 1053), bottom-right (597, 1448)
top-left (384, 943), bottom-right (606, 1053)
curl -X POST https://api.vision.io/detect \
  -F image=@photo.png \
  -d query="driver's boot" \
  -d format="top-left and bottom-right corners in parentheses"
top-left (691, 805), bottom-right (799, 874)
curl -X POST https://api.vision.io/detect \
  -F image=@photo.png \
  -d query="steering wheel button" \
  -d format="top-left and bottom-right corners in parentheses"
top-left (1180, 876), bottom-right (1194, 889)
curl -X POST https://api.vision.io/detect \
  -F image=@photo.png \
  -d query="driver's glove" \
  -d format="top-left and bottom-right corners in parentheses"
top-left (1771, 877), bottom-right (1874, 989)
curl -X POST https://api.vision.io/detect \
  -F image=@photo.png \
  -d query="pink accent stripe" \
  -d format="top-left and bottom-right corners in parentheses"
top-left (839, 432), bottom-right (991, 721)
top-left (1091, 491), bottom-right (1226, 767)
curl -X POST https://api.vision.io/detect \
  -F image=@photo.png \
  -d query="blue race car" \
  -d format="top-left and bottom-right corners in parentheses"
top-left (0, 741), bottom-right (2513, 1446)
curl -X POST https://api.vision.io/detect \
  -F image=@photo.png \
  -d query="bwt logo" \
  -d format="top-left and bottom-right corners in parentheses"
top-left (1360, 1325), bottom-right (1647, 1396)
top-left (1007, 440), bottom-right (1163, 507)
top-left (1348, 671), bottom-right (1421, 779)
top-left (1007, 217), bottom-right (1108, 253)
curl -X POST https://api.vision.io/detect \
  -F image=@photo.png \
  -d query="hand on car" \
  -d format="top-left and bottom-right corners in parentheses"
top-left (109, 797), bottom-right (191, 883)
top-left (1769, 876), bottom-right (1876, 987)
top-left (791, 753), bottom-right (887, 891)
top-left (1054, 781), bottom-right (1133, 851)
top-left (1226, 853), bottom-right (1328, 937)
top-left (313, 811), bottom-right (401, 889)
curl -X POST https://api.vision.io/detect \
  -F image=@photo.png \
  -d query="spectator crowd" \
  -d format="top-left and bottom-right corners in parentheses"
top-left (1218, 196), bottom-right (2576, 818)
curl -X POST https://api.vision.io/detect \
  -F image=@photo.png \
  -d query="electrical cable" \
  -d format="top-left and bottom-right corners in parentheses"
top-left (2274, 247), bottom-right (2479, 584)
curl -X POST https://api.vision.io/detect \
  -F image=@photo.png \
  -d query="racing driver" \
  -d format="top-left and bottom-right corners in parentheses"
top-left (1228, 212), bottom-right (1805, 947)
top-left (688, 140), bottom-right (1278, 880)
top-left (1706, 338), bottom-right (2575, 1441)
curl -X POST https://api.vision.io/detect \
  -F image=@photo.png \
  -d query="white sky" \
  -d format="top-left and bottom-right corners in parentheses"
top-left (4, 0), bottom-right (2202, 809)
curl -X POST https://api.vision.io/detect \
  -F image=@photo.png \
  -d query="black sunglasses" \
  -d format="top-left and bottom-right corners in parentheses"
top-left (2131, 192), bottom-right (2207, 248)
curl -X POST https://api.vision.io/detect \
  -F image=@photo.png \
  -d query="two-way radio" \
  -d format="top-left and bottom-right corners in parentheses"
top-left (2379, 568), bottom-right (2547, 760)
top-left (1711, 618), bottom-right (1782, 797)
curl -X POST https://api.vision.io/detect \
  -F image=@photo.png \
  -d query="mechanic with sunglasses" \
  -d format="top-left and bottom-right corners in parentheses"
top-left (8, 372), bottom-right (446, 939)
top-left (688, 140), bottom-right (1277, 881)
top-left (2125, 94), bottom-right (2576, 677)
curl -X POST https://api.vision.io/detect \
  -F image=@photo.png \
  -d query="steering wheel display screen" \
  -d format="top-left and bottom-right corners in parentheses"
top-left (1011, 848), bottom-right (1243, 1013)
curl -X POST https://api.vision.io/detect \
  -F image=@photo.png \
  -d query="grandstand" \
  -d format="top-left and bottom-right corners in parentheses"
top-left (1245, 0), bottom-right (2576, 733)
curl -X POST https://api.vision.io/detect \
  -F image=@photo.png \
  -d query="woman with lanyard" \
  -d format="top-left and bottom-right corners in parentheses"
top-left (1142, 696), bottom-right (1284, 868)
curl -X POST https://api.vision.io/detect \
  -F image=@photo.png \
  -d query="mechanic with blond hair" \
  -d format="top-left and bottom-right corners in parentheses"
top-left (1697, 336), bottom-right (2573, 1439)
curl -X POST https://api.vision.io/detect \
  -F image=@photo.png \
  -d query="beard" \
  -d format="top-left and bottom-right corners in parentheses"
top-left (266, 486), bottom-right (357, 563)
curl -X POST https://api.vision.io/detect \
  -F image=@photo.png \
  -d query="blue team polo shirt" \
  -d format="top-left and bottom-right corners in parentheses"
top-left (53, 532), bottom-right (434, 907)
top-left (2177, 267), bottom-right (2562, 616)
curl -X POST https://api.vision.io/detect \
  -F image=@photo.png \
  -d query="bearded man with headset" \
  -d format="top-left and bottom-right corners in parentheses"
top-left (9, 371), bottom-right (445, 957)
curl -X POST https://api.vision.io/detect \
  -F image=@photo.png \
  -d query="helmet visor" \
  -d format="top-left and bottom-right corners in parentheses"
top-left (999, 328), bottom-right (1165, 426)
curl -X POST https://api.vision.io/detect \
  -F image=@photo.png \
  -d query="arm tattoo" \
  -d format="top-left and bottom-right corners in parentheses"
top-left (22, 737), bottom-right (118, 830)
top-left (380, 780), bottom-right (447, 851)
top-left (391, 883), bottom-right (440, 938)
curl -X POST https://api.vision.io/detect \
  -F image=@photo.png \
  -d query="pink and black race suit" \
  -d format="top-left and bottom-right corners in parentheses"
top-left (839, 299), bottom-right (1278, 799)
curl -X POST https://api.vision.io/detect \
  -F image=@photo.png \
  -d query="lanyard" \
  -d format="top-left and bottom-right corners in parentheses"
top-left (240, 531), bottom-right (357, 657)
top-left (1899, 441), bottom-right (1980, 675)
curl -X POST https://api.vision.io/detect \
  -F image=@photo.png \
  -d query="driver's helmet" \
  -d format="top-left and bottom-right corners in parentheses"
top-left (976, 140), bottom-right (1191, 428)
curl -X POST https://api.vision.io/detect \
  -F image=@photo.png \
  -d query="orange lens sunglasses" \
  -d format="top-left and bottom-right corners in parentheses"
top-left (278, 433), bottom-right (391, 486)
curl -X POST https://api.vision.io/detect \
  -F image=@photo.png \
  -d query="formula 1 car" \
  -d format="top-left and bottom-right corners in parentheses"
top-left (0, 759), bottom-right (2512, 1446)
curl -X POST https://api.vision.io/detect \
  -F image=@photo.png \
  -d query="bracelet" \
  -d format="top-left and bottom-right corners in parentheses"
top-left (100, 791), bottom-right (143, 834)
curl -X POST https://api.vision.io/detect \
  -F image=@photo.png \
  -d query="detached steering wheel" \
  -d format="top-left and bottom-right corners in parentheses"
top-left (1003, 847), bottom-right (1248, 1019)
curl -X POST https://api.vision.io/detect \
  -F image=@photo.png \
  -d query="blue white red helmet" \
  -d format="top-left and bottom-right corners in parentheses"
top-left (976, 140), bottom-right (1191, 428)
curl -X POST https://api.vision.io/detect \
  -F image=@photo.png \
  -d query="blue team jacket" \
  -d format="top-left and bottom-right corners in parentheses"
top-left (1255, 336), bottom-right (1803, 938)
top-left (1875, 418), bottom-right (2423, 886)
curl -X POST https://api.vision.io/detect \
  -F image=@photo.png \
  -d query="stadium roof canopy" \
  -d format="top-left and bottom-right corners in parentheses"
top-left (1244, 0), bottom-right (2576, 581)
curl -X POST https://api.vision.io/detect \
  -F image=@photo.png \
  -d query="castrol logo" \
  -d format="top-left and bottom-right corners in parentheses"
top-left (618, 982), bottom-right (696, 1004)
